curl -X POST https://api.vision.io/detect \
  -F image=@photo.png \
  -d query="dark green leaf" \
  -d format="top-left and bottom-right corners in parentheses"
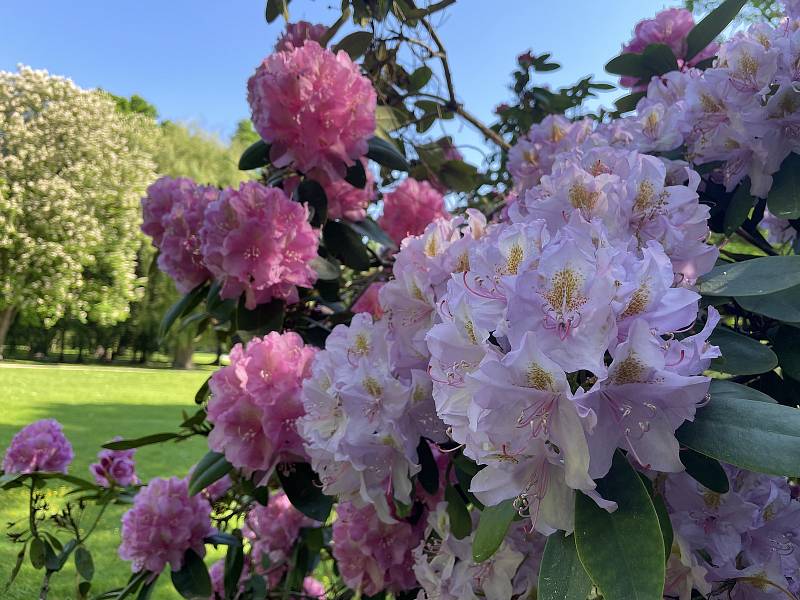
top-left (724, 183), bottom-right (754, 236)
top-left (709, 379), bottom-right (776, 404)
top-left (737, 284), bottom-right (800, 322)
top-left (438, 160), bottom-right (481, 193)
top-left (224, 541), bottom-right (244, 600)
top-left (774, 325), bottom-right (800, 380)
top-left (136, 574), bottom-right (159, 600)
top-left (297, 180), bottom-right (327, 227)
top-left (574, 452), bottom-right (664, 600)
top-left (709, 327), bottom-right (778, 375)
top-left (538, 533), bottom-right (592, 600)
top-left (333, 31), bottom-right (373, 60)
top-left (204, 533), bottom-right (240, 547)
top-left (276, 462), bottom-right (333, 522)
top-left (180, 408), bottom-right (206, 429)
top-left (614, 92), bottom-right (645, 114)
top-left (323, 221), bottom-right (371, 271)
top-left (43, 538), bottom-right (59, 571)
top-left (651, 492), bottom-right (673, 562)
top-left (769, 152), bottom-right (800, 219)
top-left (676, 393), bottom-right (800, 476)
top-left (605, 53), bottom-right (649, 77)
top-left (265, 0), bottom-right (289, 23)
top-left (698, 255), bottom-right (800, 296)
top-left (171, 549), bottom-right (212, 599)
top-left (680, 448), bottom-right (729, 493)
top-left (310, 256), bottom-right (340, 281)
top-left (416, 439), bottom-right (439, 495)
top-left (103, 432), bottom-right (180, 451)
top-left (445, 485), bottom-right (471, 540)
top-left (29, 537), bottom-right (45, 570)
top-left (344, 159), bottom-right (367, 188)
top-left (407, 66), bottom-right (433, 91)
top-left (642, 43), bottom-right (679, 76)
top-left (235, 297), bottom-right (285, 334)
top-left (188, 451), bottom-right (233, 496)
top-left (472, 499), bottom-right (516, 563)
top-left (160, 283), bottom-right (209, 340)
top-left (238, 139), bottom-right (271, 170)
top-left (686, 0), bottom-right (747, 60)
top-left (349, 218), bottom-right (396, 248)
top-left (195, 376), bottom-right (212, 405)
top-left (78, 580), bottom-right (91, 600)
top-left (75, 546), bottom-right (94, 581)
top-left (366, 135), bottom-right (409, 171)
top-left (4, 547), bottom-right (25, 591)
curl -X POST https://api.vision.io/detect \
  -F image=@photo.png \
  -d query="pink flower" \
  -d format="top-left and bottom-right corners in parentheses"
top-left (208, 558), bottom-right (249, 599)
top-left (200, 181), bottom-right (319, 309)
top-left (303, 577), bottom-right (325, 599)
top-left (242, 492), bottom-right (319, 570)
top-left (90, 437), bottom-right (138, 487)
top-left (321, 158), bottom-right (376, 221)
top-left (351, 282), bottom-right (384, 318)
top-left (332, 502), bottom-right (420, 596)
top-left (379, 179), bottom-right (449, 245)
top-left (3, 419), bottom-right (73, 474)
top-left (118, 477), bottom-right (213, 573)
top-left (207, 332), bottom-right (316, 473)
top-left (247, 41), bottom-right (376, 181)
top-left (275, 21), bottom-right (328, 53)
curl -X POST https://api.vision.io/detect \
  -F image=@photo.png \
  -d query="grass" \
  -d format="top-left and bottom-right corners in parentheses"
top-left (0, 362), bottom-right (214, 600)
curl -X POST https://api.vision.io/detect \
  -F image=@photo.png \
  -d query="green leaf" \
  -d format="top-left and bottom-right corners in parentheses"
top-left (472, 499), bottom-right (516, 563)
top-left (698, 255), bottom-right (800, 296)
top-left (737, 284), bottom-right (800, 322)
top-left (438, 160), bottom-right (481, 193)
top-left (224, 541), bottom-right (244, 600)
top-left (407, 66), bottom-right (433, 91)
top-left (708, 379), bottom-right (776, 404)
top-left (4, 547), bottom-right (25, 591)
top-left (204, 533), bottom-right (240, 547)
top-left (650, 491), bottom-right (673, 562)
top-left (276, 462), bottom-right (333, 522)
top-left (349, 217), bottom-right (396, 248)
top-left (78, 580), bottom-right (92, 600)
top-left (265, 0), bottom-right (290, 23)
top-left (709, 327), bottom-right (778, 375)
top-left (160, 283), bottom-right (209, 340)
top-left (574, 452), bottom-right (665, 600)
top-left (195, 376), bottom-right (212, 405)
top-left (416, 439), bottom-right (439, 495)
top-left (188, 451), bottom-right (233, 496)
top-left (444, 485), bottom-right (472, 540)
top-left (297, 180), bottom-right (327, 228)
top-left (333, 31), bottom-right (373, 60)
top-left (538, 533), bottom-right (592, 600)
top-left (136, 575), bottom-right (159, 600)
top-left (323, 221), bottom-right (371, 271)
top-left (171, 549), bottom-right (212, 599)
top-left (235, 297), bottom-right (285, 334)
top-left (605, 53), bottom-right (649, 77)
top-left (614, 92), bottom-right (645, 114)
top-left (310, 256), bottom-right (340, 281)
top-left (103, 432), bottom-right (180, 451)
top-left (29, 537), bottom-right (45, 570)
top-left (686, 0), bottom-right (747, 60)
top-left (366, 135), bottom-right (409, 171)
top-left (676, 392), bottom-right (800, 476)
top-left (774, 325), bottom-right (800, 380)
top-left (768, 153), bottom-right (800, 219)
top-left (238, 139), bottom-right (271, 170)
top-left (641, 43), bottom-right (679, 76)
top-left (74, 546), bottom-right (94, 581)
top-left (724, 183), bottom-right (754, 236)
top-left (344, 159), bottom-right (367, 188)
top-left (680, 448), bottom-right (729, 493)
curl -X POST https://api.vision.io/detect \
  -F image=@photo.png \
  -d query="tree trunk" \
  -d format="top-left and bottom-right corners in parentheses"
top-left (172, 341), bottom-right (194, 370)
top-left (0, 307), bottom-right (17, 360)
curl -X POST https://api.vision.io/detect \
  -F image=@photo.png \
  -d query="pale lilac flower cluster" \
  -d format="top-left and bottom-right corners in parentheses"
top-left (413, 502), bottom-right (544, 600)
top-left (207, 332), bottom-right (316, 474)
top-left (379, 178), bottom-right (450, 245)
top-left (200, 181), bottom-right (319, 309)
top-left (331, 501), bottom-right (421, 596)
top-left (247, 41), bottom-right (376, 181)
top-left (618, 8), bottom-right (718, 90)
top-left (664, 466), bottom-right (800, 598)
top-left (299, 313), bottom-right (446, 521)
top-left (783, 0), bottom-right (800, 20)
top-left (90, 438), bottom-right (138, 487)
top-left (141, 176), bottom-right (217, 293)
top-left (2, 419), bottom-right (73, 475)
top-left (760, 209), bottom-right (797, 245)
top-left (274, 21), bottom-right (328, 53)
top-left (425, 147), bottom-right (718, 534)
top-left (118, 477), bottom-right (213, 573)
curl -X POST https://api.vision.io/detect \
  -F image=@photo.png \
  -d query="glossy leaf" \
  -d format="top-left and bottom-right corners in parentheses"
top-left (680, 448), bottom-right (729, 493)
top-left (774, 325), bottom-right (800, 380)
top-left (265, 0), bottom-right (289, 22)
top-left (160, 283), bottom-right (208, 340)
top-left (171, 549), bottom-right (212, 599)
top-left (676, 393), bottom-right (800, 476)
top-left (407, 66), bottom-right (433, 91)
top-left (709, 379), bottom-right (776, 404)
top-left (224, 540), bottom-right (244, 600)
top-left (323, 221), bottom-right (371, 271)
top-left (538, 533), bottom-right (592, 600)
top-left (472, 499), bottom-right (516, 563)
top-left (29, 537), bottom-right (45, 570)
top-left (769, 153), bottom-right (800, 219)
top-left (614, 91), bottom-right (645, 114)
top-left (642, 43), bottom-right (678, 75)
top-left (188, 451), bottom-right (233, 496)
top-left (194, 376), bottom-right (211, 405)
top-left (75, 546), bottom-right (94, 581)
top-left (104, 432), bottom-right (180, 451)
top-left (344, 159), bottom-right (367, 188)
top-left (686, 0), bottom-right (747, 60)
top-left (445, 485), bottom-right (472, 540)
top-left (438, 160), bottom-right (481, 192)
top-left (310, 256), bottom-right (340, 281)
top-left (235, 297), bottom-right (285, 334)
top-left (333, 31), bottom-right (373, 60)
top-left (724, 183), bottom-right (754, 236)
top-left (349, 217), bottom-right (396, 248)
top-left (416, 439), bottom-right (439, 495)
top-left (297, 180), bottom-right (327, 227)
top-left (737, 284), bottom-right (800, 322)
top-left (574, 452), bottom-right (665, 600)
top-left (605, 53), bottom-right (649, 77)
top-left (698, 256), bottom-right (800, 296)
top-left (277, 462), bottom-right (333, 522)
top-left (238, 139), bottom-right (270, 170)
top-left (709, 327), bottom-right (777, 375)
top-left (366, 135), bottom-right (409, 171)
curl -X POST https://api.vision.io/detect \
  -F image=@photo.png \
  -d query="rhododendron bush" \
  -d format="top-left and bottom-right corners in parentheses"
top-left (5, 0), bottom-right (800, 598)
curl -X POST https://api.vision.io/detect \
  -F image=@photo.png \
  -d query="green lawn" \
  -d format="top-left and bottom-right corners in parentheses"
top-left (0, 363), bottom-right (214, 600)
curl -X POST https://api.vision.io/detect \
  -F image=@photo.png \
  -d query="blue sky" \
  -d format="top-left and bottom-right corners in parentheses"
top-left (0, 0), bottom-right (671, 150)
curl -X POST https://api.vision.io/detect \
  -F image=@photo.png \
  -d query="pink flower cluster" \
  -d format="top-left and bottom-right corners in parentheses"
top-left (379, 178), bottom-right (449, 245)
top-left (90, 438), bottom-right (138, 487)
top-left (321, 158), bottom-right (376, 221)
top-left (118, 477), bottom-right (213, 573)
top-left (141, 176), bottom-right (217, 293)
top-left (2, 419), bottom-right (73, 475)
top-left (619, 8), bottom-right (718, 90)
top-left (200, 181), bottom-right (319, 309)
top-left (247, 41), bottom-right (376, 181)
top-left (332, 501), bottom-right (420, 596)
top-left (207, 331), bottom-right (316, 473)
top-left (208, 559), bottom-right (250, 600)
top-left (274, 21), bottom-right (328, 53)
top-left (351, 281), bottom-right (384, 318)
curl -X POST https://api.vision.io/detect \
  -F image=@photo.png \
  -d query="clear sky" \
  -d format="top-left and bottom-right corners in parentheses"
top-left (0, 0), bottom-right (671, 150)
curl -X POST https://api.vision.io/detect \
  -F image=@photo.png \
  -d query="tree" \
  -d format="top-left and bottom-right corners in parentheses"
top-left (0, 66), bottom-right (157, 355)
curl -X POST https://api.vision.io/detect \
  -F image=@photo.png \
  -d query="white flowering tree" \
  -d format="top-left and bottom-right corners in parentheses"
top-left (0, 66), bottom-right (157, 354)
